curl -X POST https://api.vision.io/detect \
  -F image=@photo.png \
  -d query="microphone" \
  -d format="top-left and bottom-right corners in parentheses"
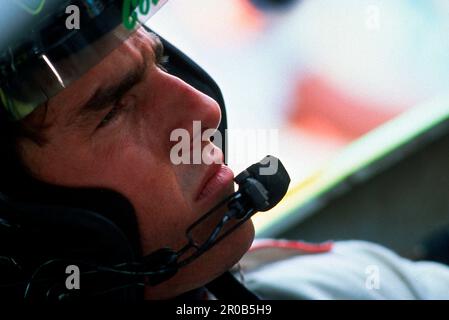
top-left (173, 155), bottom-right (291, 271)
top-left (125, 156), bottom-right (291, 287)
top-left (229, 155), bottom-right (291, 218)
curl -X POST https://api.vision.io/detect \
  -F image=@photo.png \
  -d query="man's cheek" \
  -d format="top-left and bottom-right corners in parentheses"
top-left (174, 167), bottom-right (201, 205)
top-left (35, 153), bottom-right (101, 187)
top-left (136, 202), bottom-right (193, 254)
top-left (126, 178), bottom-right (194, 250)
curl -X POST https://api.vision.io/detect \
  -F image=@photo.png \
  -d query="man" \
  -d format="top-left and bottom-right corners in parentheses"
top-left (1, 0), bottom-right (449, 301)
top-left (21, 28), bottom-right (258, 300)
top-left (0, 1), bottom-right (256, 300)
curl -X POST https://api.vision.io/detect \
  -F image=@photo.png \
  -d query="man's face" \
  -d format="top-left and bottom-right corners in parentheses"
top-left (18, 28), bottom-right (255, 299)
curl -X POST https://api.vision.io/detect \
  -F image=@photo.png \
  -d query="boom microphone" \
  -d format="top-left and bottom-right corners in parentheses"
top-left (231, 155), bottom-right (291, 216)
top-left (177, 155), bottom-right (291, 267)
top-left (123, 155), bottom-right (291, 287)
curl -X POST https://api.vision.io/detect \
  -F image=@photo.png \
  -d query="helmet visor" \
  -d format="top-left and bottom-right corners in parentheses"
top-left (0, 0), bottom-right (168, 121)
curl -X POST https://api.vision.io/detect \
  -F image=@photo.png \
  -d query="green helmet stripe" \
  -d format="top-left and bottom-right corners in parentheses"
top-left (13, 0), bottom-right (47, 16)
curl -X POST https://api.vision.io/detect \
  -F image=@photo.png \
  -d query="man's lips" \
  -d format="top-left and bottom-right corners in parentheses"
top-left (196, 164), bottom-right (235, 203)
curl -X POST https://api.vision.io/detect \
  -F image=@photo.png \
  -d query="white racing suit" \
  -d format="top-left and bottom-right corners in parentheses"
top-left (237, 240), bottom-right (449, 299)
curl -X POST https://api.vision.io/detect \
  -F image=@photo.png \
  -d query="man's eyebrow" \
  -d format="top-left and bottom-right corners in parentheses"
top-left (73, 63), bottom-right (146, 125)
top-left (72, 34), bottom-right (165, 126)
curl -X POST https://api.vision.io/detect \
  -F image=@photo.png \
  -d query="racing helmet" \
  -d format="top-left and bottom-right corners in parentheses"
top-left (0, 0), bottom-right (235, 302)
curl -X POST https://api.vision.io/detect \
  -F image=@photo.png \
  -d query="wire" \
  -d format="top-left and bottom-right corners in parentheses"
top-left (23, 258), bottom-right (62, 301)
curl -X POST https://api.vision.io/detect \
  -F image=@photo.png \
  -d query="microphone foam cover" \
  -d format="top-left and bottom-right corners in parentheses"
top-left (236, 155), bottom-right (291, 211)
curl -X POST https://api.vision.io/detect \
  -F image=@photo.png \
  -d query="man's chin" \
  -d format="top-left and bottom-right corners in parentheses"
top-left (221, 218), bottom-right (255, 267)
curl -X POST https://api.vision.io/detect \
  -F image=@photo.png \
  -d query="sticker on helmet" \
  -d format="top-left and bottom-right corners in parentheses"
top-left (122, 0), bottom-right (165, 30)
top-left (14, 0), bottom-right (46, 15)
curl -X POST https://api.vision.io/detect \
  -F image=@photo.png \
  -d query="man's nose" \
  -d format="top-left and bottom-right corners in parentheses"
top-left (153, 70), bottom-right (222, 137)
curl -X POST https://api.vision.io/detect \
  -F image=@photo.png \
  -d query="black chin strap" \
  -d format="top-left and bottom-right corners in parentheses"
top-left (206, 272), bottom-right (260, 300)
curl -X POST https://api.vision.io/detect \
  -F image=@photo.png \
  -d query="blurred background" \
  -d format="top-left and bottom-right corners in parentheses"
top-left (148, 0), bottom-right (449, 244)
top-left (149, 0), bottom-right (449, 182)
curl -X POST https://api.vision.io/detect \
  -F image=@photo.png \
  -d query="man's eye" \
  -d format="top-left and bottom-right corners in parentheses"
top-left (97, 95), bottom-right (137, 129)
top-left (98, 104), bottom-right (121, 128)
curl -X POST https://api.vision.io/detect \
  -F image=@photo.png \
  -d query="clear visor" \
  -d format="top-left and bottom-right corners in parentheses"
top-left (0, 0), bottom-right (168, 121)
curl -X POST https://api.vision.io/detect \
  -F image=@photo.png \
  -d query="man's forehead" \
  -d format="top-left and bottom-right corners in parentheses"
top-left (83, 29), bottom-right (156, 87)
top-left (39, 30), bottom-right (158, 129)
